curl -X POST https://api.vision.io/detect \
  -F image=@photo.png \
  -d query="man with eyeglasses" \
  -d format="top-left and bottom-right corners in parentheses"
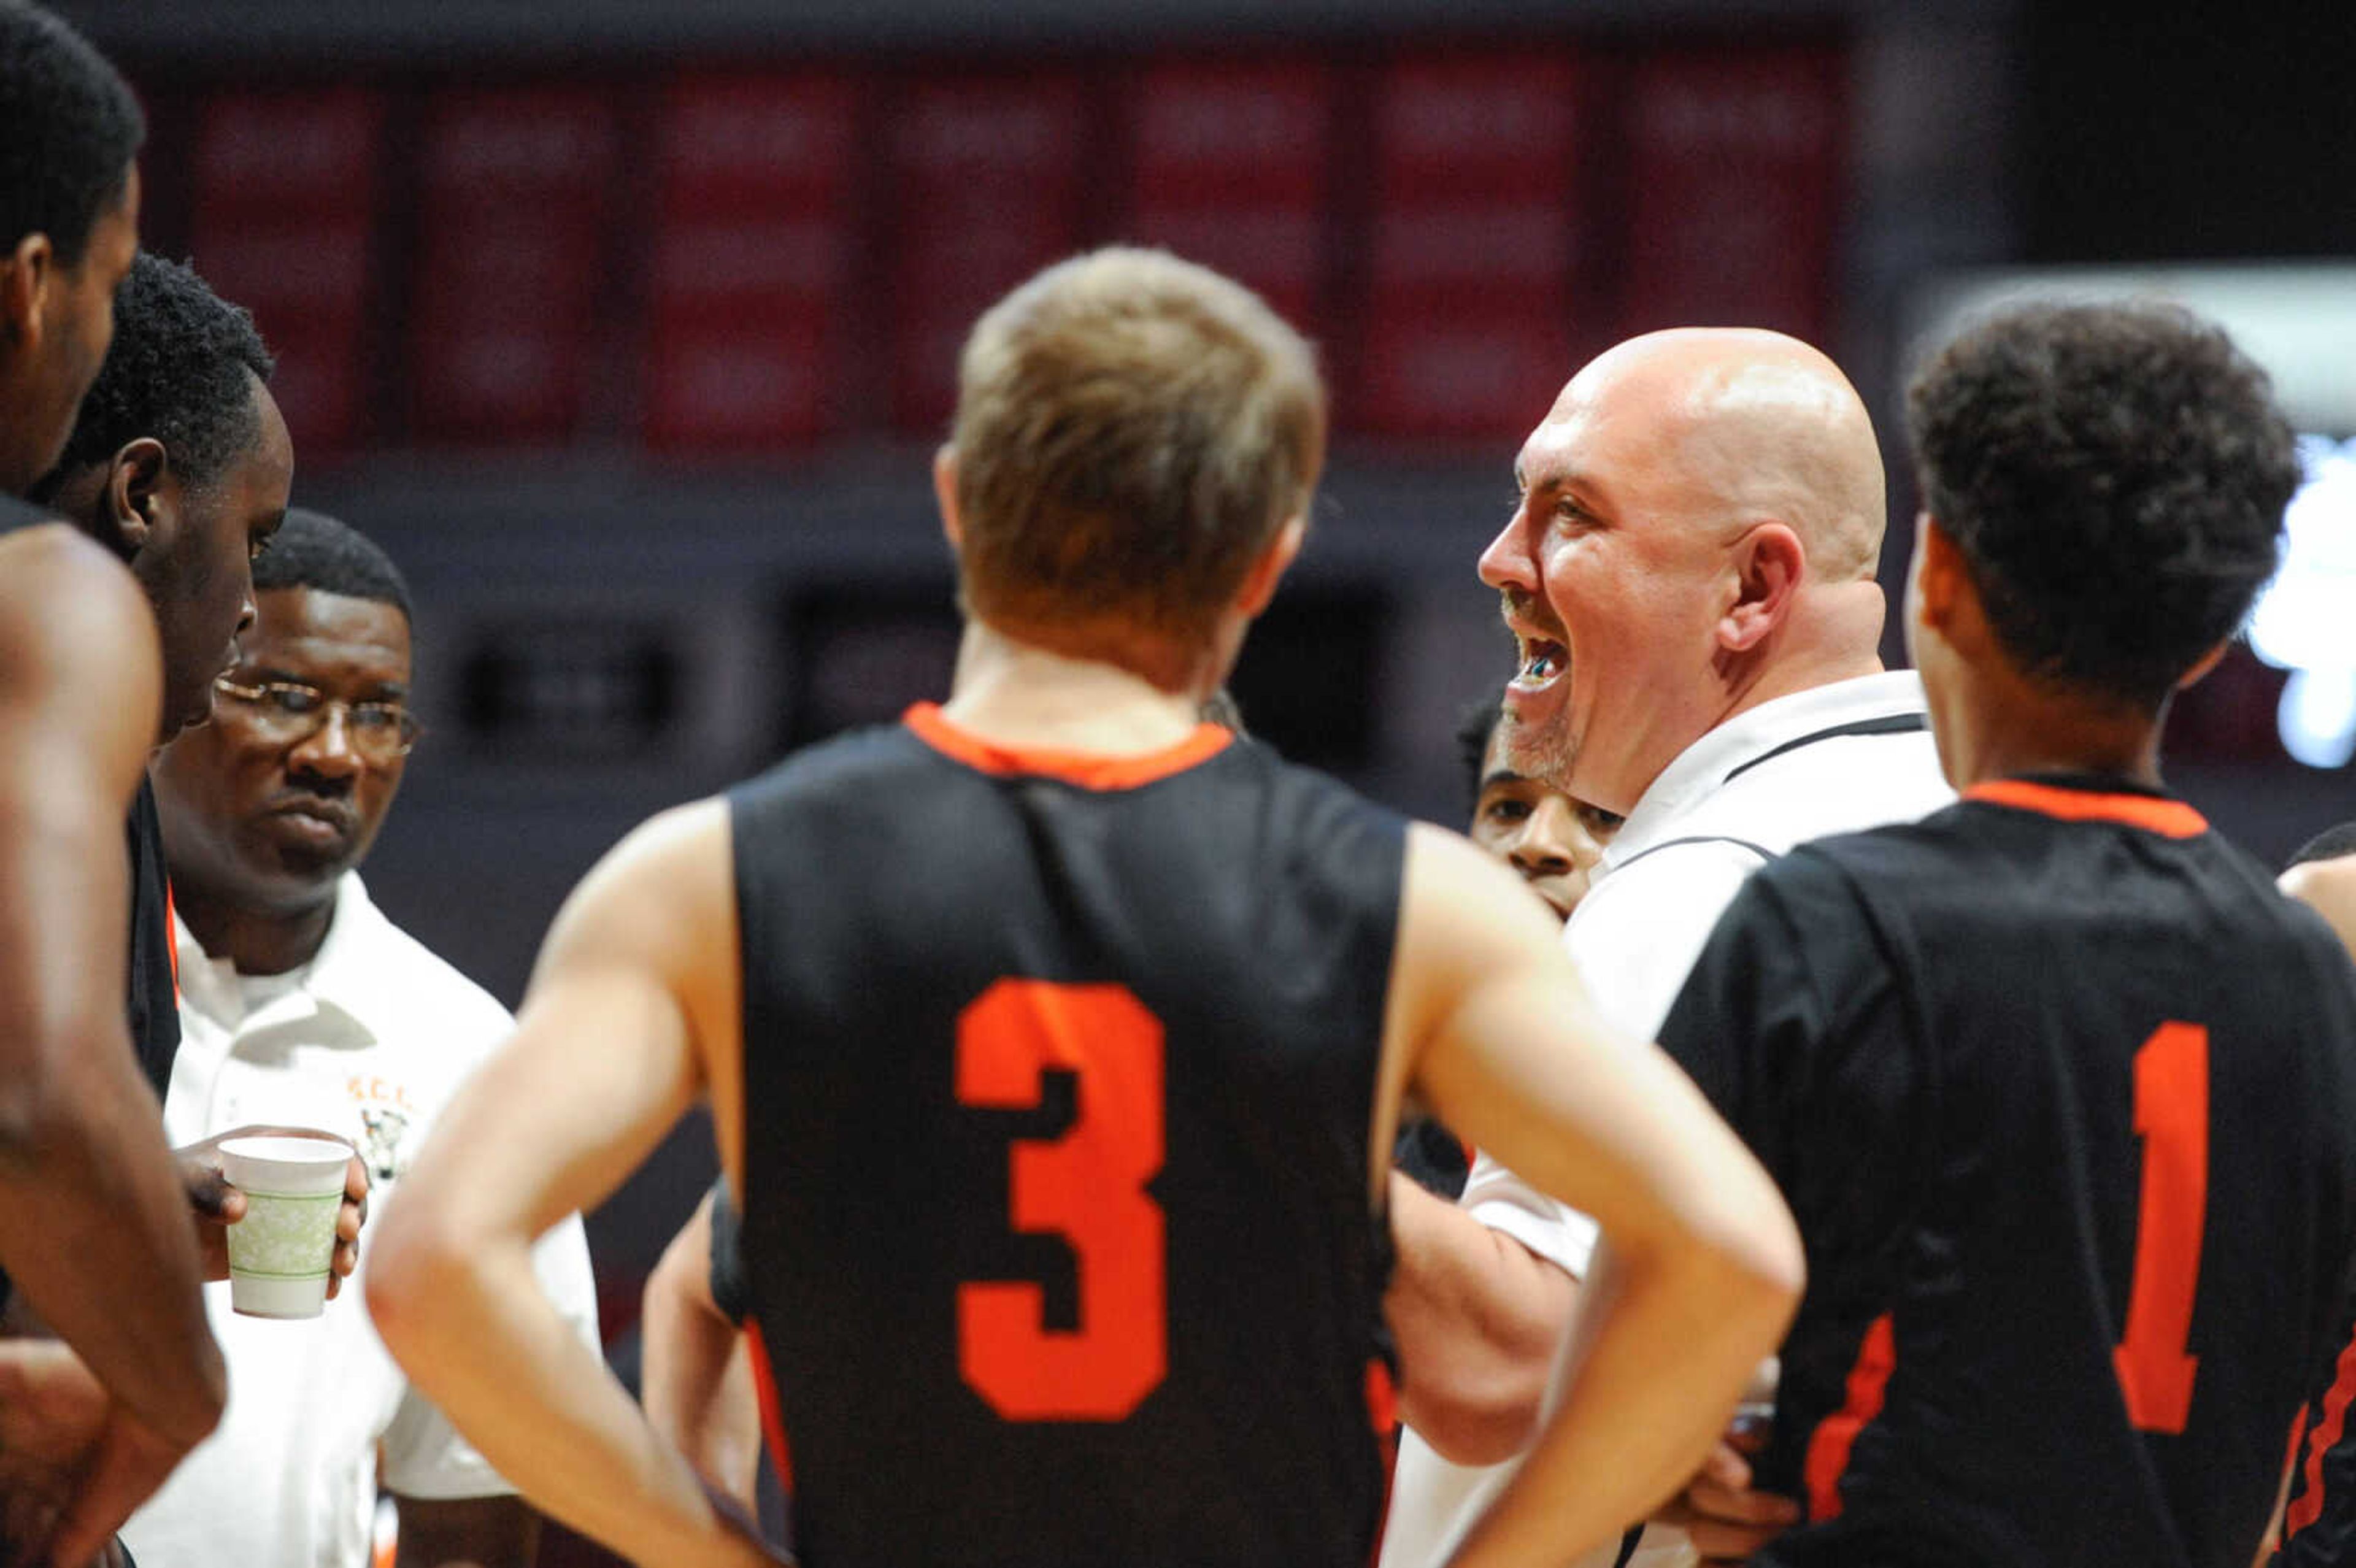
top-left (120, 509), bottom-right (600, 1568)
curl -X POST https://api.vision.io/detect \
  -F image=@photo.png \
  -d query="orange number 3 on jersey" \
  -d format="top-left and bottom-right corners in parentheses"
top-left (2114, 1020), bottom-right (2209, 1435)
top-left (955, 979), bottom-right (1169, 1421)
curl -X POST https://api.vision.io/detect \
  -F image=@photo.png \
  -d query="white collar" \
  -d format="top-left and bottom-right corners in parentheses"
top-left (1601, 671), bottom-right (1930, 868)
top-left (174, 871), bottom-right (391, 1043)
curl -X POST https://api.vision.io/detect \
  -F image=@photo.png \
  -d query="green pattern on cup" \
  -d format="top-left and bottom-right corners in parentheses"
top-left (226, 1190), bottom-right (341, 1280)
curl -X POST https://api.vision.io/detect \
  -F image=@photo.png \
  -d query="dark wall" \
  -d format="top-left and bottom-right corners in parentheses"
top-left (2023, 7), bottom-right (2356, 263)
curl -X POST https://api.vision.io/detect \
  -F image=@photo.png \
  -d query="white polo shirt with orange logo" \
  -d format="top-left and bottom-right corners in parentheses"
top-left (123, 872), bottom-right (601, 1568)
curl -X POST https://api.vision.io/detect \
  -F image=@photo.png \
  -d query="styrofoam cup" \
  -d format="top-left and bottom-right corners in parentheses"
top-left (219, 1135), bottom-right (350, 1319)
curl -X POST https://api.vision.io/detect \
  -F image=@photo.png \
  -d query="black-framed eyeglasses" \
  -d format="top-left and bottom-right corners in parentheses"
top-left (212, 675), bottom-right (420, 762)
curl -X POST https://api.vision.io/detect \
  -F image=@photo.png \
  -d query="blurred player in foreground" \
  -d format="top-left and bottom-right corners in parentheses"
top-left (0, 12), bottom-right (233, 1561)
top-left (1657, 300), bottom-right (2351, 1567)
top-left (368, 247), bottom-right (1801, 1568)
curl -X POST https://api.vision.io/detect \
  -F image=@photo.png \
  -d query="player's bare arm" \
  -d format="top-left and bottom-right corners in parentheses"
top-left (1375, 824), bottom-right (1803, 1568)
top-left (642, 1187), bottom-right (762, 1513)
top-left (368, 799), bottom-right (780, 1568)
top-left (0, 531), bottom-right (227, 1563)
top-left (1384, 1172), bottom-right (1574, 1464)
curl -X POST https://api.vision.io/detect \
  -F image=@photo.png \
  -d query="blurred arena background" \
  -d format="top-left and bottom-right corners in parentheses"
top-left (46, 2), bottom-right (2356, 1540)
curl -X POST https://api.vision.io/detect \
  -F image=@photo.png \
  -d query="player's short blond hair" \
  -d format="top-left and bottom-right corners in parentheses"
top-left (950, 247), bottom-right (1325, 682)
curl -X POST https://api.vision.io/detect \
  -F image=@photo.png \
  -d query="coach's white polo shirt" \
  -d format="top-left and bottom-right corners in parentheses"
top-left (123, 873), bottom-right (601, 1568)
top-left (1382, 671), bottom-right (1952, 1568)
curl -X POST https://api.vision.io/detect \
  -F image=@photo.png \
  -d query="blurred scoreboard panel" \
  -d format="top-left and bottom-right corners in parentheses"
top-left (885, 73), bottom-right (1089, 434)
top-left (187, 87), bottom-right (383, 456)
top-left (1122, 57), bottom-right (1336, 341)
top-left (1617, 47), bottom-right (1847, 343)
top-left (1358, 52), bottom-right (1585, 439)
top-left (153, 36), bottom-right (1849, 454)
top-left (647, 72), bottom-right (857, 452)
top-left (409, 85), bottom-right (619, 444)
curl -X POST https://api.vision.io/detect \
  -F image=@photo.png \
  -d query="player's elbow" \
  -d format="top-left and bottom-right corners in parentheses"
top-left (366, 1191), bottom-right (481, 1367)
top-left (1662, 1184), bottom-right (1807, 1348)
top-left (0, 1068), bottom-right (63, 1178)
top-left (1385, 1192), bottom-right (1577, 1465)
top-left (1399, 1366), bottom-right (1548, 1466)
top-left (1728, 1189), bottom-right (1806, 1321)
top-left (141, 1335), bottom-right (229, 1451)
top-left (1392, 1283), bottom-right (1566, 1466)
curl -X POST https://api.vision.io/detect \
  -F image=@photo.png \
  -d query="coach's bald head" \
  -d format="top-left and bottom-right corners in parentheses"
top-left (1558, 327), bottom-right (1886, 580)
top-left (1478, 327), bottom-right (1892, 813)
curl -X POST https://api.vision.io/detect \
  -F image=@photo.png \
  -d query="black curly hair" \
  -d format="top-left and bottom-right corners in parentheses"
top-left (1455, 694), bottom-right (1504, 817)
top-left (253, 508), bottom-right (412, 624)
top-left (1907, 300), bottom-right (2301, 712)
top-left (29, 252), bottom-right (274, 501)
top-left (0, 2), bottom-right (142, 267)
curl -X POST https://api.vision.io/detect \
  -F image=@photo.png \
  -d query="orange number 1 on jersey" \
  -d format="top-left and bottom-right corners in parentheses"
top-left (2114, 1020), bottom-right (2209, 1435)
top-left (955, 980), bottom-right (1168, 1421)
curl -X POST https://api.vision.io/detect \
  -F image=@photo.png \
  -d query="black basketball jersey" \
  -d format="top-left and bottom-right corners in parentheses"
top-left (728, 704), bottom-right (1407, 1568)
top-left (1659, 774), bottom-right (2356, 1568)
top-left (125, 776), bottom-right (179, 1099)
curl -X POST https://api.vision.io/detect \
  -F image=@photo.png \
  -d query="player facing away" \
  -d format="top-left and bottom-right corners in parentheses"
top-left (1655, 299), bottom-right (2352, 1568)
top-left (366, 247), bottom-right (1803, 1568)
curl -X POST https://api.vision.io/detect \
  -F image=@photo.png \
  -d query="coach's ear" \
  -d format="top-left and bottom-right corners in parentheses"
top-left (2176, 640), bottom-right (2232, 691)
top-left (933, 444), bottom-right (963, 551)
top-left (1717, 521), bottom-right (1804, 653)
top-left (1234, 513), bottom-right (1306, 618)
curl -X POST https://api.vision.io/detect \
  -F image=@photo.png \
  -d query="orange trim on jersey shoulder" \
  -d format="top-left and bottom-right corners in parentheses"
top-left (1804, 1311), bottom-right (1896, 1522)
top-left (1964, 780), bottom-right (2207, 838)
top-left (904, 702), bottom-right (1234, 790)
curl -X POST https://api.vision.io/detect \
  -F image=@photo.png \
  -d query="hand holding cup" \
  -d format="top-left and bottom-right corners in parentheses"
top-left (212, 1135), bottom-right (361, 1319)
top-left (177, 1126), bottom-right (369, 1300)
